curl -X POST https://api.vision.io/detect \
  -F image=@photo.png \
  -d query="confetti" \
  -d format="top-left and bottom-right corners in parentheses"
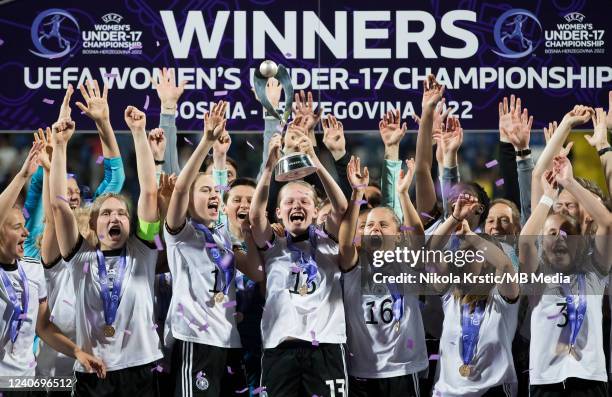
top-left (29, 360), bottom-right (36, 368)
top-left (184, 137), bottom-right (194, 145)
top-left (154, 235), bottom-right (163, 251)
top-left (177, 303), bottom-right (184, 315)
top-left (205, 242), bottom-right (217, 248)
top-left (152, 323), bottom-right (158, 330)
top-left (49, 315), bottom-right (55, 323)
top-left (124, 329), bottom-right (132, 336)
top-left (355, 199), bottom-right (368, 206)
top-left (151, 364), bottom-right (164, 372)
top-left (98, 234), bottom-right (105, 240)
top-left (265, 241), bottom-right (273, 249)
top-left (420, 212), bottom-right (435, 220)
top-left (227, 366), bottom-right (234, 374)
top-left (495, 178), bottom-right (505, 187)
top-left (197, 322), bottom-right (209, 332)
top-left (223, 300), bottom-right (237, 308)
top-left (258, 266), bottom-right (263, 271)
top-left (246, 141), bottom-right (255, 150)
top-left (236, 388), bottom-right (249, 394)
top-left (352, 184), bottom-right (367, 189)
top-left (291, 265), bottom-right (301, 273)
top-left (0, 38), bottom-right (3, 46)
top-left (485, 159), bottom-right (499, 168)
top-left (253, 387), bottom-right (266, 395)
top-left (546, 313), bottom-right (562, 320)
top-left (215, 184), bottom-right (230, 192)
top-left (314, 228), bottom-right (328, 238)
top-left (42, 98), bottom-right (55, 105)
top-left (407, 338), bottom-right (414, 349)
top-left (143, 95), bottom-right (150, 110)
top-left (56, 195), bottom-right (70, 203)
top-left (83, 262), bottom-right (89, 274)
top-left (400, 225), bottom-right (415, 231)
top-left (559, 230), bottom-right (567, 237)
top-left (214, 90), bottom-right (228, 96)
top-left (311, 340), bottom-right (319, 347)
top-left (349, 352), bottom-right (354, 357)
top-left (197, 371), bottom-right (205, 379)
top-left (522, 368), bottom-right (533, 373)
top-left (22, 207), bottom-right (29, 219)
top-left (429, 354), bottom-right (440, 360)
top-left (67, 173), bottom-right (76, 179)
top-left (62, 299), bottom-right (73, 306)
top-left (18, 313), bottom-right (27, 320)
top-left (104, 73), bottom-right (118, 78)
top-left (96, 155), bottom-right (104, 164)
top-left (156, 41), bottom-right (160, 47)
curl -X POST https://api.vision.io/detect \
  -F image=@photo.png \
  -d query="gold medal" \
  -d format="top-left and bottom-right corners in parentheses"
top-left (103, 325), bottom-right (115, 337)
top-left (214, 292), bottom-right (225, 303)
top-left (298, 285), bottom-right (308, 296)
top-left (459, 364), bottom-right (471, 377)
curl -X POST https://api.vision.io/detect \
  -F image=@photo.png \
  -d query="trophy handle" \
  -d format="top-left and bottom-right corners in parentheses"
top-left (253, 64), bottom-right (294, 125)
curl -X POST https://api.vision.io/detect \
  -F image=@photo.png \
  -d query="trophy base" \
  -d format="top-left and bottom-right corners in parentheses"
top-left (274, 153), bottom-right (318, 182)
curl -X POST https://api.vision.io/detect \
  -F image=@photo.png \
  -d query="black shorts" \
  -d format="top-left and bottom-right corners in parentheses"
top-left (349, 373), bottom-right (420, 397)
top-left (74, 362), bottom-right (158, 397)
top-left (260, 341), bottom-right (348, 397)
top-left (170, 339), bottom-right (246, 397)
top-left (529, 378), bottom-right (608, 397)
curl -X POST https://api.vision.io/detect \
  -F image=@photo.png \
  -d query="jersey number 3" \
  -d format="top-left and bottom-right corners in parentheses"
top-left (289, 271), bottom-right (317, 295)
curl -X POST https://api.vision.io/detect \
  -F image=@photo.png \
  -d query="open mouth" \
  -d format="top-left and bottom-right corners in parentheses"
top-left (289, 212), bottom-right (305, 223)
top-left (237, 211), bottom-right (248, 220)
top-left (17, 240), bottom-right (25, 252)
top-left (207, 201), bottom-right (219, 213)
top-left (108, 225), bottom-right (122, 238)
top-left (552, 245), bottom-right (569, 255)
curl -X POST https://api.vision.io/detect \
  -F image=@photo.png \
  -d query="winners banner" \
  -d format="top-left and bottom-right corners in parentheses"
top-left (0, 0), bottom-right (610, 132)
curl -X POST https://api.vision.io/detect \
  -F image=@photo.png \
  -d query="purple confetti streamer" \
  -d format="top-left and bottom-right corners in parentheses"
top-left (184, 137), bottom-right (194, 146)
top-left (400, 225), bottom-right (415, 231)
top-left (83, 261), bottom-right (89, 274)
top-left (29, 360), bottom-right (36, 368)
top-left (104, 73), bottom-right (118, 78)
top-left (124, 329), bottom-right (132, 336)
top-left (151, 364), bottom-right (163, 372)
top-left (223, 300), bottom-right (237, 308)
top-left (236, 388), bottom-right (249, 394)
top-left (197, 371), bottom-right (205, 379)
top-left (420, 212), bottom-right (435, 220)
top-left (495, 178), bottom-right (505, 187)
top-left (407, 338), bottom-right (414, 349)
top-left (265, 241), bottom-right (273, 249)
top-left (352, 236), bottom-right (361, 244)
top-left (177, 303), bottom-right (184, 315)
top-left (215, 184), bottom-right (230, 192)
top-left (0, 38), bottom-right (4, 46)
top-left (56, 195), bottom-right (70, 204)
top-left (143, 95), bottom-right (150, 110)
top-left (205, 242), bottom-right (217, 248)
top-left (258, 265), bottom-right (263, 271)
top-left (429, 354), bottom-right (440, 361)
top-left (349, 352), bottom-right (354, 357)
top-left (352, 184), bottom-right (367, 189)
top-left (547, 312), bottom-right (562, 320)
top-left (246, 141), bottom-right (255, 150)
top-left (42, 98), bottom-right (55, 105)
top-left (22, 207), bottom-right (30, 219)
top-left (253, 387), bottom-right (266, 395)
top-left (154, 235), bottom-right (163, 251)
top-left (485, 159), bottom-right (499, 168)
top-left (227, 366), bottom-right (234, 374)
top-left (96, 155), bottom-right (104, 164)
top-left (291, 265), bottom-right (301, 273)
top-left (559, 230), bottom-right (567, 237)
top-left (198, 323), bottom-right (209, 332)
top-left (49, 315), bottom-right (55, 323)
top-left (314, 228), bottom-right (328, 238)
top-left (355, 199), bottom-right (368, 206)
top-left (152, 323), bottom-right (158, 330)
top-left (214, 90), bottom-right (228, 96)
top-left (62, 299), bottom-right (72, 306)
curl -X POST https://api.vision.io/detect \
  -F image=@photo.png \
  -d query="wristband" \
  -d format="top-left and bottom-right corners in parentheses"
top-left (451, 213), bottom-right (462, 223)
top-left (137, 219), bottom-right (161, 242)
top-left (515, 148), bottom-right (531, 157)
top-left (539, 195), bottom-right (554, 208)
top-left (597, 146), bottom-right (612, 157)
top-left (154, 159), bottom-right (165, 165)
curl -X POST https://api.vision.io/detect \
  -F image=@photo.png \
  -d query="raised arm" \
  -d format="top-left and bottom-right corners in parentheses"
top-left (249, 133), bottom-right (282, 247)
top-left (433, 116), bottom-right (463, 216)
top-left (49, 119), bottom-right (80, 257)
top-left (397, 159), bottom-right (424, 236)
top-left (532, 105), bottom-right (593, 209)
top-left (152, 67), bottom-right (186, 175)
top-left (166, 102), bottom-right (225, 230)
top-left (338, 156), bottom-right (368, 271)
top-left (293, 90), bottom-right (322, 148)
top-left (147, 128), bottom-right (167, 183)
top-left (122, 106), bottom-right (158, 223)
top-left (415, 74), bottom-right (445, 218)
top-left (378, 109), bottom-right (407, 219)
top-left (212, 128), bottom-right (231, 225)
top-left (257, 78), bottom-right (282, 179)
top-left (428, 193), bottom-right (478, 251)
top-left (553, 155), bottom-right (612, 273)
top-left (585, 107), bottom-right (612, 194)
top-left (322, 115), bottom-right (352, 200)
top-left (294, 118), bottom-right (348, 237)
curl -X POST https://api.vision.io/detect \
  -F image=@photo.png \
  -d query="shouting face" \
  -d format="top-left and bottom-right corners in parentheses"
top-left (190, 174), bottom-right (220, 226)
top-left (0, 208), bottom-right (29, 262)
top-left (276, 183), bottom-right (317, 235)
top-left (95, 197), bottom-right (130, 250)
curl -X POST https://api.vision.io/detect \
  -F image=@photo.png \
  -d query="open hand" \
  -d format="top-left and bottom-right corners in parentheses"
top-left (347, 156), bottom-right (369, 191)
top-left (421, 74), bottom-right (445, 110)
top-left (397, 158), bottom-right (415, 194)
top-left (322, 115), bottom-right (346, 160)
top-left (76, 80), bottom-right (109, 124)
top-left (378, 109), bottom-right (407, 147)
top-left (151, 67), bottom-right (186, 110)
top-left (292, 90), bottom-right (321, 131)
top-left (204, 101), bottom-right (227, 142)
top-left (34, 127), bottom-right (53, 171)
top-left (20, 140), bottom-right (45, 178)
top-left (585, 108), bottom-right (609, 149)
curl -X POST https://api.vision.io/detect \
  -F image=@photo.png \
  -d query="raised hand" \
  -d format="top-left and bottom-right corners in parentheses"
top-left (347, 156), bottom-right (369, 191)
top-left (499, 95), bottom-right (533, 150)
top-left (203, 101), bottom-right (227, 142)
top-left (20, 140), bottom-right (45, 178)
top-left (553, 154), bottom-right (574, 187)
top-left (322, 115), bottom-right (346, 160)
top-left (151, 67), bottom-right (186, 111)
top-left (561, 104), bottom-right (594, 128)
top-left (58, 84), bottom-right (74, 122)
top-left (34, 127), bottom-right (53, 171)
top-left (213, 131), bottom-right (231, 156)
top-left (266, 78), bottom-right (282, 109)
top-left (124, 106), bottom-right (146, 132)
top-left (543, 121), bottom-right (557, 144)
top-left (397, 158), bottom-right (416, 194)
top-left (452, 193), bottom-right (479, 222)
top-left (76, 80), bottom-right (109, 124)
top-left (266, 133), bottom-right (282, 168)
top-left (157, 172), bottom-right (177, 216)
top-left (292, 90), bottom-right (321, 131)
top-left (51, 119), bottom-right (76, 146)
top-left (433, 116), bottom-right (463, 166)
top-left (421, 74), bottom-right (445, 110)
top-left (378, 109), bottom-right (408, 147)
top-left (284, 116), bottom-right (310, 154)
top-left (585, 108), bottom-right (609, 149)
top-left (540, 169), bottom-right (559, 198)
top-left (147, 128), bottom-right (166, 161)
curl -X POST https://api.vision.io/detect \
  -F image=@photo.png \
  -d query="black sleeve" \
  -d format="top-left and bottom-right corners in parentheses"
top-left (334, 152), bottom-right (352, 201)
top-left (499, 142), bottom-right (520, 208)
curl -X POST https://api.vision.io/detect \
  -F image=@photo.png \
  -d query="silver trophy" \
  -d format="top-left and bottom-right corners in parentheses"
top-left (253, 60), bottom-right (317, 182)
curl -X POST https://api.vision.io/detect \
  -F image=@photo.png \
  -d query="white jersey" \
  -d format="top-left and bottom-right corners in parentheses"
top-left (530, 270), bottom-right (607, 385)
top-left (433, 289), bottom-right (518, 397)
top-left (0, 257), bottom-right (47, 381)
top-left (343, 254), bottom-right (428, 378)
top-left (36, 259), bottom-right (76, 376)
top-left (163, 221), bottom-right (241, 348)
top-left (261, 229), bottom-right (346, 349)
top-left (66, 235), bottom-right (163, 372)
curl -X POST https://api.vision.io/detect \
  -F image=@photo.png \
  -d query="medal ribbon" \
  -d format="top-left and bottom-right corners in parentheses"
top-left (563, 273), bottom-right (587, 348)
top-left (286, 225), bottom-right (318, 286)
top-left (96, 249), bottom-right (127, 328)
top-left (0, 264), bottom-right (29, 343)
top-left (460, 300), bottom-right (485, 367)
top-left (194, 223), bottom-right (235, 296)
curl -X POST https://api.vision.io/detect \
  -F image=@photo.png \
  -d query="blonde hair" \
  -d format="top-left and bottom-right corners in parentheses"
top-left (87, 193), bottom-right (133, 239)
top-left (277, 181), bottom-right (319, 208)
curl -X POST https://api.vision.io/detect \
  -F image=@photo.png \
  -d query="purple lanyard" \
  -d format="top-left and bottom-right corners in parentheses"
top-left (563, 273), bottom-right (587, 347)
top-left (460, 300), bottom-right (485, 367)
top-left (286, 225), bottom-right (318, 286)
top-left (194, 223), bottom-right (235, 296)
top-left (96, 249), bottom-right (127, 327)
top-left (0, 264), bottom-right (29, 343)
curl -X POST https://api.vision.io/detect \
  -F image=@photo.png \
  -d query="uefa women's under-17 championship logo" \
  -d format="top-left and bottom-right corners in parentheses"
top-left (492, 8), bottom-right (542, 59)
top-left (30, 8), bottom-right (80, 59)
